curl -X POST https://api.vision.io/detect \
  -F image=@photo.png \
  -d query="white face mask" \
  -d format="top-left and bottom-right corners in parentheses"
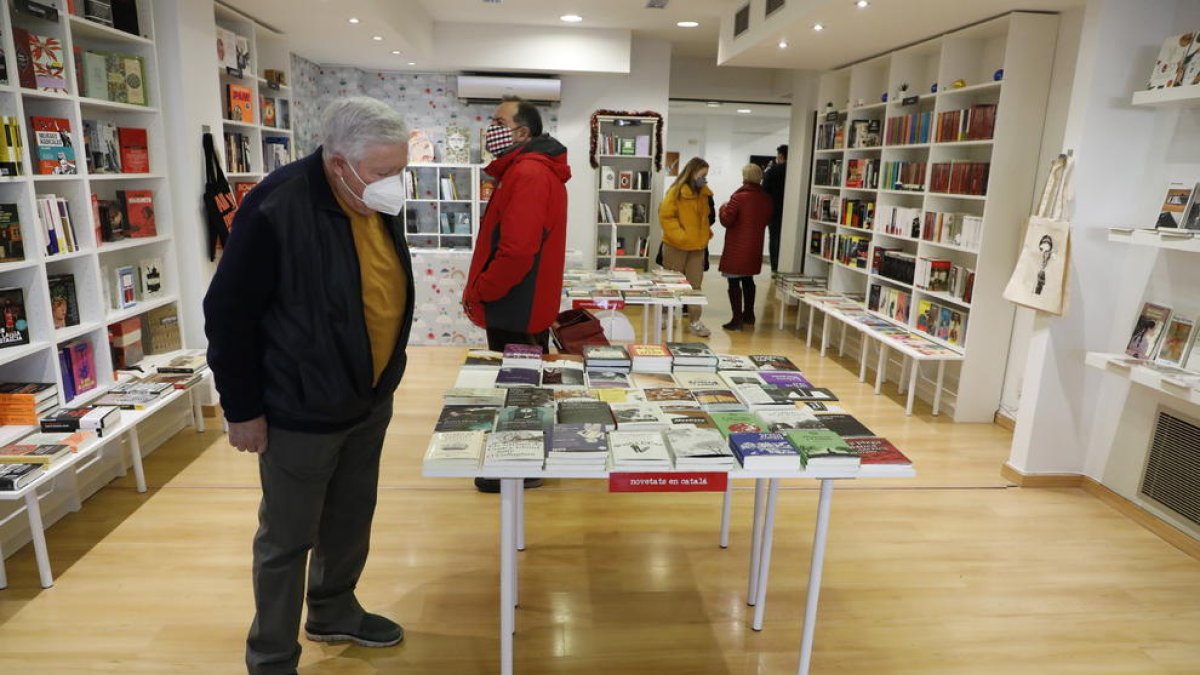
top-left (342, 160), bottom-right (406, 215)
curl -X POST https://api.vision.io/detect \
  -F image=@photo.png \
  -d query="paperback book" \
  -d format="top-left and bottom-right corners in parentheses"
top-left (585, 370), bottom-right (632, 389)
top-left (643, 387), bottom-right (698, 407)
top-left (709, 411), bottom-right (765, 438)
top-left (665, 427), bottom-right (736, 469)
top-left (556, 400), bottom-right (615, 429)
top-left (729, 432), bottom-right (802, 470)
top-left (495, 367), bottom-right (540, 388)
top-left (483, 430), bottom-right (545, 468)
top-left (660, 406), bottom-right (715, 429)
top-left (815, 413), bottom-right (875, 438)
top-left (608, 431), bottom-right (672, 471)
top-left (609, 403), bottom-right (669, 430)
top-left (423, 431), bottom-right (485, 469)
top-left (750, 354), bottom-right (800, 371)
top-left (504, 387), bottom-right (555, 408)
top-left (755, 408), bottom-right (825, 432)
top-left (546, 423), bottom-right (609, 465)
top-left (845, 437), bottom-right (912, 475)
top-left (495, 406), bottom-right (554, 432)
top-left (434, 405), bottom-right (497, 433)
top-left (783, 429), bottom-right (859, 469)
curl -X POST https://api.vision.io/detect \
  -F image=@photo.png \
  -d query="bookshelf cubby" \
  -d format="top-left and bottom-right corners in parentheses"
top-left (592, 113), bottom-right (660, 270)
top-left (0, 0), bottom-right (184, 414)
top-left (801, 12), bottom-right (1059, 422)
top-left (402, 163), bottom-right (480, 250)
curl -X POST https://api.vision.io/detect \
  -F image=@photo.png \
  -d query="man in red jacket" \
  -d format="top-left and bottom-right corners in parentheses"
top-left (464, 97), bottom-right (570, 493)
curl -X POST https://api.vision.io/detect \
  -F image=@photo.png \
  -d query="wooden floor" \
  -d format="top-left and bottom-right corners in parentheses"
top-left (2, 268), bottom-right (1199, 674)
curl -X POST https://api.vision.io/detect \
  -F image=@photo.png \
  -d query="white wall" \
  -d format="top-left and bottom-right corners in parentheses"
top-left (669, 56), bottom-right (792, 102)
top-left (666, 113), bottom-right (790, 253)
top-left (558, 38), bottom-right (673, 264)
top-left (431, 24), bottom-right (632, 74)
top-left (781, 71), bottom-right (821, 274)
top-left (1009, 0), bottom-right (1187, 478)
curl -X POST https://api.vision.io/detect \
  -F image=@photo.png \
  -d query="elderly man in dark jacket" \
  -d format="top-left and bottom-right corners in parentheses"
top-left (204, 96), bottom-right (414, 675)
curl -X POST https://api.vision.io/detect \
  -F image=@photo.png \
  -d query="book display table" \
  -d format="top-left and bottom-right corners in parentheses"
top-left (425, 346), bottom-right (916, 674)
top-left (0, 367), bottom-right (212, 589)
top-left (562, 268), bottom-right (709, 343)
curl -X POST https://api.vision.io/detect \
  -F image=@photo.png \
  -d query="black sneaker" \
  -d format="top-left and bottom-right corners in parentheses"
top-left (305, 612), bottom-right (404, 648)
top-left (475, 478), bottom-right (543, 493)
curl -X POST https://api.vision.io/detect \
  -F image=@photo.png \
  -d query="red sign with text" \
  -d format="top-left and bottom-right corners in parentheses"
top-left (572, 299), bottom-right (626, 311)
top-left (609, 472), bottom-right (728, 493)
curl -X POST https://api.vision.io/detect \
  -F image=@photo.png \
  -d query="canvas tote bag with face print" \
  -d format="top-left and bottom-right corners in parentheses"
top-left (1003, 154), bottom-right (1073, 315)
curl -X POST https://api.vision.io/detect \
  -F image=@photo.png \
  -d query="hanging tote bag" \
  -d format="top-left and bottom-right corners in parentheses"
top-left (1002, 154), bottom-right (1073, 315)
top-left (202, 132), bottom-right (238, 261)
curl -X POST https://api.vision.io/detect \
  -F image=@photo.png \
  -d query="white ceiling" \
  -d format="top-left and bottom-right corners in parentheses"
top-left (720, 0), bottom-right (1088, 70)
top-left (669, 100), bottom-right (792, 119)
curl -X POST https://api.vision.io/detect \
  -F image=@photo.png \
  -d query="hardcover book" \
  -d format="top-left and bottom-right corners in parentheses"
top-left (585, 370), bottom-right (631, 389)
top-left (117, 189), bottom-right (155, 237)
top-left (434, 405), bottom-right (497, 433)
top-left (117, 127), bottom-right (148, 173)
top-left (495, 405), bottom-right (554, 432)
top-left (0, 462), bottom-right (41, 490)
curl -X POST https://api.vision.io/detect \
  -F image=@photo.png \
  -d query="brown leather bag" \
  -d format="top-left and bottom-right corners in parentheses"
top-left (551, 309), bottom-right (608, 355)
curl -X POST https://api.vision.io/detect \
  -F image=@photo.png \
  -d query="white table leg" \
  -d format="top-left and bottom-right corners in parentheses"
top-left (798, 480), bottom-right (837, 675)
top-left (24, 492), bottom-right (54, 588)
top-left (778, 297), bottom-right (787, 330)
top-left (752, 479), bottom-right (781, 631)
top-left (858, 335), bottom-right (869, 383)
top-left (653, 304), bottom-right (662, 343)
top-left (806, 306), bottom-right (815, 347)
top-left (794, 302), bottom-right (804, 331)
top-left (747, 479), bottom-right (766, 605)
top-left (192, 390), bottom-right (206, 433)
top-left (500, 478), bottom-right (517, 674)
top-left (516, 481), bottom-right (526, 552)
top-left (719, 479), bottom-right (733, 549)
top-left (0, 540), bottom-right (6, 589)
top-left (933, 361), bottom-right (946, 416)
top-left (875, 345), bottom-right (887, 395)
top-left (666, 305), bottom-right (675, 342)
top-left (62, 468), bottom-right (82, 512)
top-left (905, 359), bottom-right (920, 416)
top-left (820, 316), bottom-right (830, 358)
top-left (127, 430), bottom-right (147, 493)
top-left (838, 322), bottom-right (847, 357)
top-left (898, 357), bottom-right (909, 395)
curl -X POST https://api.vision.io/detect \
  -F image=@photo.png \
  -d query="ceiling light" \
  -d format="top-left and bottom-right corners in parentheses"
top-left (856, 0), bottom-right (869, 7)
top-left (677, 21), bottom-right (699, 28)
top-left (778, 39), bottom-right (788, 48)
top-left (560, 14), bottom-right (583, 22)
top-left (372, 35), bottom-right (383, 41)
top-left (348, 17), bottom-right (359, 24)
top-left (813, 23), bottom-right (824, 31)
top-left (407, 62), bottom-right (416, 66)
top-left (737, 108), bottom-right (752, 114)
top-left (706, 101), bottom-right (721, 108)
top-left (391, 50), bottom-right (401, 55)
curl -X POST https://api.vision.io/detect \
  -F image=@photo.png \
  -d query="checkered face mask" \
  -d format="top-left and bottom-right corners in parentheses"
top-left (484, 124), bottom-right (516, 157)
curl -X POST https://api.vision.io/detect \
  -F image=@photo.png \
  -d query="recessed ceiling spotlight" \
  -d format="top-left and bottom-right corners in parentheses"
top-left (560, 14), bottom-right (583, 22)
top-left (391, 50), bottom-right (402, 55)
top-left (348, 17), bottom-right (359, 24)
top-left (677, 21), bottom-right (699, 28)
top-left (813, 23), bottom-right (824, 31)
top-left (372, 35), bottom-right (383, 41)
top-left (778, 39), bottom-right (788, 48)
top-left (408, 62), bottom-right (416, 66)
top-left (737, 108), bottom-right (752, 114)
top-left (856, 0), bottom-right (869, 7)
top-left (706, 101), bottom-right (721, 107)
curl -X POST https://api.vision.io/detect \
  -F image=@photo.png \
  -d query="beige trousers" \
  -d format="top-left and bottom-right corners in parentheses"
top-left (661, 243), bottom-right (704, 323)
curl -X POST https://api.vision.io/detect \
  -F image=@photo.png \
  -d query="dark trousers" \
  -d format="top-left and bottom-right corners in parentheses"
top-left (486, 326), bottom-right (550, 353)
top-left (245, 399), bottom-right (394, 675)
top-left (768, 220), bottom-right (782, 272)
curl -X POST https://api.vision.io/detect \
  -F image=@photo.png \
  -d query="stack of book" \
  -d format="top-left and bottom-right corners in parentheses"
top-left (783, 429), bottom-right (860, 469)
top-left (443, 388), bottom-right (508, 407)
top-left (692, 389), bottom-right (746, 412)
top-left (40, 406), bottom-right (120, 437)
top-left (434, 405), bottom-right (497, 433)
top-left (609, 403), bottom-right (669, 431)
top-left (495, 405), bottom-right (554, 432)
top-left (483, 430), bottom-right (545, 469)
top-left (628, 344), bottom-right (672, 373)
top-left (665, 428), bottom-right (737, 469)
top-left (545, 423), bottom-right (609, 470)
top-left (423, 430), bottom-right (485, 470)
top-left (556, 399), bottom-right (616, 430)
top-left (92, 381), bottom-right (173, 410)
top-left (0, 441), bottom-right (71, 466)
top-left (750, 355), bottom-right (801, 372)
top-left (583, 344), bottom-right (631, 372)
top-left (584, 370), bottom-right (630, 389)
top-left (502, 344), bottom-right (543, 369)
top-left (0, 463), bottom-right (42, 491)
top-left (0, 383), bottom-right (59, 425)
top-left (540, 356), bottom-right (585, 387)
top-left (608, 431), bottom-right (672, 471)
top-left (667, 343), bottom-right (718, 372)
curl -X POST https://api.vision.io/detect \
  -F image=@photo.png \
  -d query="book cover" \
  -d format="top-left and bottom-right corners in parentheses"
top-left (434, 405), bottom-right (497, 432)
top-left (665, 428), bottom-right (734, 461)
top-left (138, 257), bottom-right (162, 299)
top-left (504, 387), bottom-right (554, 408)
top-left (261, 97), bottom-right (277, 127)
top-left (755, 408), bottom-right (824, 432)
top-left (0, 462), bottom-right (42, 490)
top-left (1154, 315), bottom-right (1194, 367)
top-left (114, 54), bottom-right (145, 106)
top-left (547, 423), bottom-right (608, 455)
top-left (12, 27), bottom-right (36, 89)
top-left (47, 273), bottom-right (79, 329)
top-left (0, 444), bottom-right (70, 465)
top-left (423, 431), bottom-right (485, 466)
top-left (114, 265), bottom-right (136, 308)
top-left (783, 429), bottom-right (857, 467)
top-left (751, 354), bottom-right (800, 371)
top-left (442, 388), bottom-right (506, 407)
top-left (553, 387), bottom-right (598, 403)
top-left (1148, 32), bottom-right (1194, 89)
top-left (495, 367), bottom-right (540, 388)
top-left (730, 432), bottom-right (801, 467)
top-left (582, 344), bottom-right (629, 362)
top-left (233, 181), bottom-right (256, 206)
top-left (540, 364), bottom-right (585, 387)
top-left (462, 349), bottom-right (502, 369)
top-left (116, 127), bottom-right (148, 173)
top-left (609, 403), bottom-right (667, 429)
top-left (584, 369), bottom-right (630, 389)
top-left (1126, 302), bottom-right (1172, 359)
top-left (709, 411), bottom-right (765, 438)
top-left (556, 400), bottom-right (615, 428)
top-left (717, 354), bottom-right (757, 371)
top-left (643, 387), bottom-right (697, 406)
top-left (28, 33), bottom-right (66, 93)
top-left (0, 287), bottom-right (29, 347)
top-left (1156, 182), bottom-right (1192, 228)
top-left (660, 406), bottom-right (714, 428)
top-left (815, 413), bottom-right (875, 438)
top-left (483, 430), bottom-right (544, 466)
top-left (673, 372), bottom-right (725, 389)
top-left (0, 203), bottom-right (23, 261)
top-left (758, 371), bottom-right (813, 388)
top-left (845, 437), bottom-right (912, 467)
top-left (495, 406), bottom-right (554, 432)
top-left (117, 189), bottom-right (155, 237)
top-left (67, 340), bottom-right (96, 394)
top-left (155, 351), bottom-right (206, 374)
top-left (630, 372), bottom-right (677, 388)
top-left (608, 431), bottom-right (671, 466)
top-left (31, 116), bottom-right (76, 175)
top-left (593, 388), bottom-right (646, 403)
top-left (784, 387), bottom-right (839, 402)
top-left (692, 389), bottom-right (743, 409)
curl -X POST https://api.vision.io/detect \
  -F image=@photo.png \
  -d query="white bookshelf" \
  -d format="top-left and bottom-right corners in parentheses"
top-left (212, 3), bottom-right (292, 187)
top-left (1108, 227), bottom-right (1200, 253)
top-left (801, 12), bottom-right (1059, 422)
top-left (402, 163), bottom-right (480, 251)
top-left (592, 114), bottom-right (660, 270)
top-left (0, 0), bottom-right (184, 411)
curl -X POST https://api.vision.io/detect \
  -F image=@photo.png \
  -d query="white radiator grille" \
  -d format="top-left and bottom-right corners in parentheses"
top-left (1140, 410), bottom-right (1200, 528)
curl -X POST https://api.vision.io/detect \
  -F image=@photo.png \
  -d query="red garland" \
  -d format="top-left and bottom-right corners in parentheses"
top-left (589, 110), bottom-right (664, 172)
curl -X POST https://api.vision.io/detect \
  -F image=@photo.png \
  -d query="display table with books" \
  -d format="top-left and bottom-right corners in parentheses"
top-left (423, 345), bottom-right (916, 675)
top-left (0, 350), bottom-right (211, 589)
top-left (562, 268), bottom-right (709, 343)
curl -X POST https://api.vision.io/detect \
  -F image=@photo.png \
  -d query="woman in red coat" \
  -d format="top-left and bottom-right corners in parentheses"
top-left (718, 164), bottom-right (774, 330)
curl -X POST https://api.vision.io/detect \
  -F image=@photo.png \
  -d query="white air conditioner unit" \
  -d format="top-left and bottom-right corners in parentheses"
top-left (456, 75), bottom-right (561, 103)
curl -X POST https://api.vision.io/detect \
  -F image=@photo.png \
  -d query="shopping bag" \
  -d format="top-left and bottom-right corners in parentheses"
top-left (203, 132), bottom-right (238, 261)
top-left (1003, 155), bottom-right (1073, 315)
top-left (551, 308), bottom-right (608, 355)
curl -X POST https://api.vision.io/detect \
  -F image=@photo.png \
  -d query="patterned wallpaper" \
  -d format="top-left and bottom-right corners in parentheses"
top-left (289, 55), bottom-right (560, 161)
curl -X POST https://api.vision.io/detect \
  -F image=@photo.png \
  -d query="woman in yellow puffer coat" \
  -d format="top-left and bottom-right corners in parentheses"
top-left (659, 156), bottom-right (714, 336)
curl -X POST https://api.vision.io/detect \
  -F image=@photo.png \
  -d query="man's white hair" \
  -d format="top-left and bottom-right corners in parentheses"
top-left (321, 96), bottom-right (409, 163)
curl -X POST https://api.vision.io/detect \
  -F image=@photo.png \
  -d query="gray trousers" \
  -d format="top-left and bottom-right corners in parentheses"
top-left (245, 399), bottom-right (393, 675)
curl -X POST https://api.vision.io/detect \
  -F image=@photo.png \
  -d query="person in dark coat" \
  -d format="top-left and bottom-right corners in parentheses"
top-left (718, 164), bottom-right (774, 330)
top-left (762, 144), bottom-right (788, 272)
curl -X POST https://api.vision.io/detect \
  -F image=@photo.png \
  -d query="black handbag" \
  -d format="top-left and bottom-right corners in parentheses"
top-left (202, 133), bottom-right (238, 261)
